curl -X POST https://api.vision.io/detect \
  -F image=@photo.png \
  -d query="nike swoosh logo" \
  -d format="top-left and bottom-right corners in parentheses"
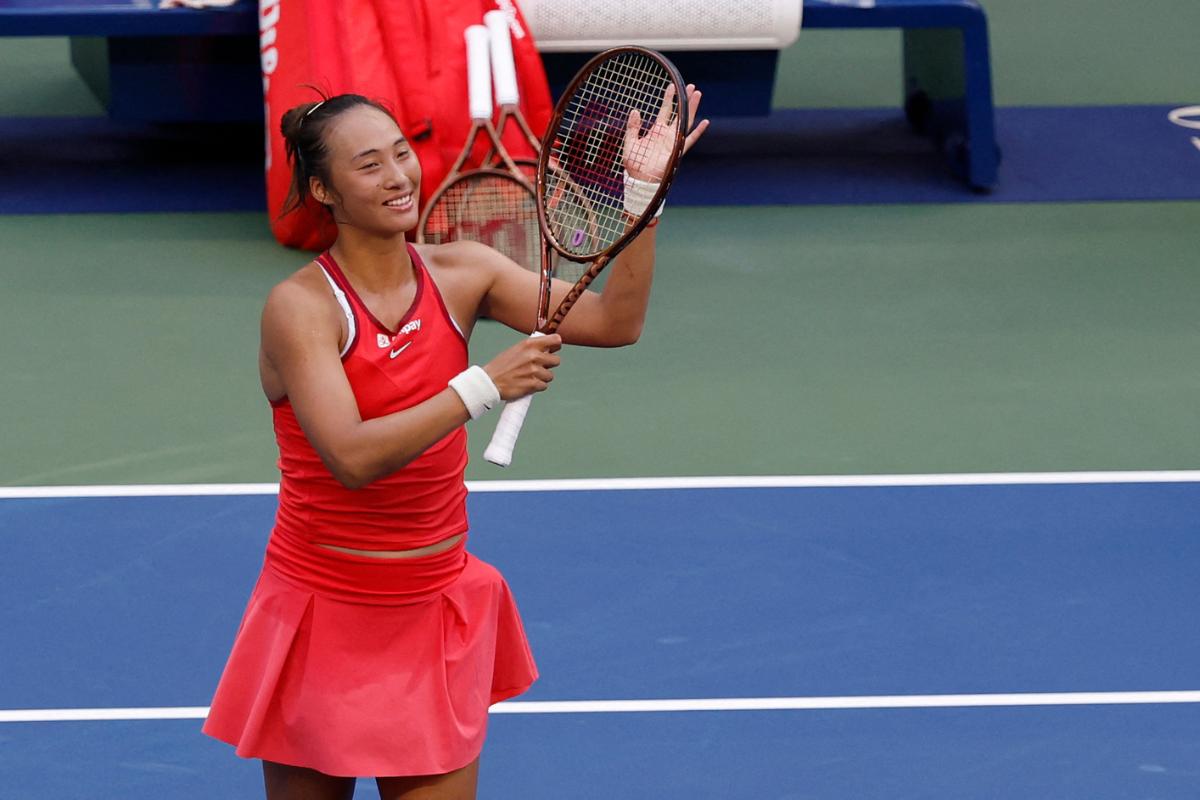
top-left (389, 342), bottom-right (413, 359)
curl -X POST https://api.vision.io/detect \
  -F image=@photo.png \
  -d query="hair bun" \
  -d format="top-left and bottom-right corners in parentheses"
top-left (280, 102), bottom-right (318, 144)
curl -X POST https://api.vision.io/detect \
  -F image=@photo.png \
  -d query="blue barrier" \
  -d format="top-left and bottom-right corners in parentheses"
top-left (804, 0), bottom-right (998, 189)
top-left (1, 0), bottom-right (259, 122)
top-left (0, 0), bottom-right (253, 36)
top-left (0, 0), bottom-right (998, 188)
top-left (544, 1), bottom-right (1001, 189)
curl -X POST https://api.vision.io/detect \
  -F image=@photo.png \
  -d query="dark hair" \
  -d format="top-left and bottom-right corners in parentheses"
top-left (279, 91), bottom-right (398, 217)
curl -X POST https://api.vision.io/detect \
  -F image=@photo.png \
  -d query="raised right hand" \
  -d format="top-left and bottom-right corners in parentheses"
top-left (484, 333), bottom-right (563, 401)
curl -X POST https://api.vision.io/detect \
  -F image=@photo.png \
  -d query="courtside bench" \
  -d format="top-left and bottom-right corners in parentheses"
top-left (0, 0), bottom-right (997, 189)
top-left (803, 0), bottom-right (998, 189)
top-left (529, 0), bottom-right (998, 189)
top-left (0, 0), bottom-right (258, 122)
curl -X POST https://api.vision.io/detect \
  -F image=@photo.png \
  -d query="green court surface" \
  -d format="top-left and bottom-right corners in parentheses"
top-left (3, 202), bottom-right (1197, 485)
top-left (775, 0), bottom-right (1200, 109)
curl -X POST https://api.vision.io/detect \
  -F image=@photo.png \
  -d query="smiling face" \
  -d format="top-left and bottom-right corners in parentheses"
top-left (309, 105), bottom-right (422, 236)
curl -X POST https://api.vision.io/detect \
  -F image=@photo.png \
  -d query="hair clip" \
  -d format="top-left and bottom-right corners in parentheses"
top-left (299, 100), bottom-right (326, 128)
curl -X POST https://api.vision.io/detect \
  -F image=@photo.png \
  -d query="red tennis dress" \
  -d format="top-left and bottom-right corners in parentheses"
top-left (203, 247), bottom-right (538, 777)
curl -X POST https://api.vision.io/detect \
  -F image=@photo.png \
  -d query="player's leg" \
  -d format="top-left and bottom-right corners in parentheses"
top-left (374, 757), bottom-right (480, 800)
top-left (263, 760), bottom-right (357, 800)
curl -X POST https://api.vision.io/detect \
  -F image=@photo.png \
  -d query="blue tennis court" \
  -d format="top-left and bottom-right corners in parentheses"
top-left (3, 476), bottom-right (1198, 798)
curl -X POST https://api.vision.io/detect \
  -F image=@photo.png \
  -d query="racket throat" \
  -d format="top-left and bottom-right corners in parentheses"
top-left (545, 258), bottom-right (606, 333)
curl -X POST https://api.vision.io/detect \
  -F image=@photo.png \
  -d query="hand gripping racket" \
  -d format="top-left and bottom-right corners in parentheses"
top-left (416, 25), bottom-right (540, 271)
top-left (484, 47), bottom-right (689, 467)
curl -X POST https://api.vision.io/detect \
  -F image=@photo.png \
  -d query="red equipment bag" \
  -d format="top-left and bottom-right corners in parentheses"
top-left (259, 0), bottom-right (552, 251)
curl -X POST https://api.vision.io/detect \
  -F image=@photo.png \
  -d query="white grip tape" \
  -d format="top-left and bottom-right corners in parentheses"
top-left (485, 10), bottom-right (520, 106)
top-left (623, 172), bottom-right (664, 218)
top-left (483, 331), bottom-right (545, 467)
top-left (464, 25), bottom-right (493, 122)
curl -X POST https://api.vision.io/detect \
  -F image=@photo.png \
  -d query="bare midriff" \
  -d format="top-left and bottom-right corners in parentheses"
top-left (315, 533), bottom-right (464, 559)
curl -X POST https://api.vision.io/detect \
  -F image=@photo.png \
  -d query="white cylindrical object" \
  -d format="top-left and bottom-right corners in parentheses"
top-left (485, 10), bottom-right (521, 107)
top-left (518, 0), bottom-right (802, 52)
top-left (464, 25), bottom-right (493, 122)
top-left (483, 331), bottom-right (546, 467)
top-left (484, 394), bottom-right (533, 467)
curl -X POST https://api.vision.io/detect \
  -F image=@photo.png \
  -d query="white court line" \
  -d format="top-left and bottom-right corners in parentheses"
top-left (2, 471), bottom-right (1199, 499)
top-left (4, 691), bottom-right (1200, 723)
top-left (0, 483), bottom-right (280, 499)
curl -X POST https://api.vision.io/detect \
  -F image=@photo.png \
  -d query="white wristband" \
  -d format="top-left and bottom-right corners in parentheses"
top-left (623, 172), bottom-right (664, 218)
top-left (449, 365), bottom-right (501, 420)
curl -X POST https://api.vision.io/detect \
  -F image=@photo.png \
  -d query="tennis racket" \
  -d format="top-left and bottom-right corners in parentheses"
top-left (416, 25), bottom-right (539, 272)
top-left (484, 9), bottom-right (541, 180)
top-left (483, 47), bottom-right (689, 467)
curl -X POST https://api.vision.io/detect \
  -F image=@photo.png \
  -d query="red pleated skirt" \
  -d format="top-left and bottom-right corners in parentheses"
top-left (202, 534), bottom-right (538, 777)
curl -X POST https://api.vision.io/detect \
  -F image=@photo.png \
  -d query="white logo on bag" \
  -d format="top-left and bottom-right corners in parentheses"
top-left (260, 0), bottom-right (281, 170)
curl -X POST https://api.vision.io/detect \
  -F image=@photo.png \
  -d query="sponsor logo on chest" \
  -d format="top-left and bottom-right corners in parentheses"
top-left (377, 318), bottom-right (422, 359)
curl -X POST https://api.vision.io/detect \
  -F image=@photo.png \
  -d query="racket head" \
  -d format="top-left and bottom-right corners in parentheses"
top-left (417, 169), bottom-right (540, 271)
top-left (535, 47), bottom-right (688, 263)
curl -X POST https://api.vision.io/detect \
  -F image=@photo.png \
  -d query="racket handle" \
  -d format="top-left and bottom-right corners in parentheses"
top-left (484, 10), bottom-right (520, 106)
top-left (484, 394), bottom-right (533, 467)
top-left (464, 25), bottom-right (492, 122)
top-left (483, 331), bottom-right (545, 467)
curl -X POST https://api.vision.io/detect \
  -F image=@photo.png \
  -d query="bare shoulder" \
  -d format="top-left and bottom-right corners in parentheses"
top-left (414, 240), bottom-right (505, 275)
top-left (261, 261), bottom-right (342, 346)
top-left (413, 240), bottom-right (509, 301)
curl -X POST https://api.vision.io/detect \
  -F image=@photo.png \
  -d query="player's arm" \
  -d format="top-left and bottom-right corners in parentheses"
top-left (261, 275), bottom-right (560, 488)
top-left (476, 231), bottom-right (658, 347)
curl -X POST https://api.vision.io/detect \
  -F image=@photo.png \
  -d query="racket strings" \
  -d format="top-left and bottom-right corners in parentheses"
top-left (566, 60), bottom-right (673, 172)
top-left (558, 58), bottom-right (670, 183)
top-left (423, 174), bottom-right (541, 271)
top-left (544, 51), bottom-right (679, 257)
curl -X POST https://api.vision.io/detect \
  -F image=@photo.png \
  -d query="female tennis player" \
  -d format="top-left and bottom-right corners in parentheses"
top-left (203, 91), bottom-right (706, 800)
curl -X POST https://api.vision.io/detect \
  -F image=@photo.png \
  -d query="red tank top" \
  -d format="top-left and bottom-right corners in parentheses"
top-left (269, 245), bottom-right (470, 552)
